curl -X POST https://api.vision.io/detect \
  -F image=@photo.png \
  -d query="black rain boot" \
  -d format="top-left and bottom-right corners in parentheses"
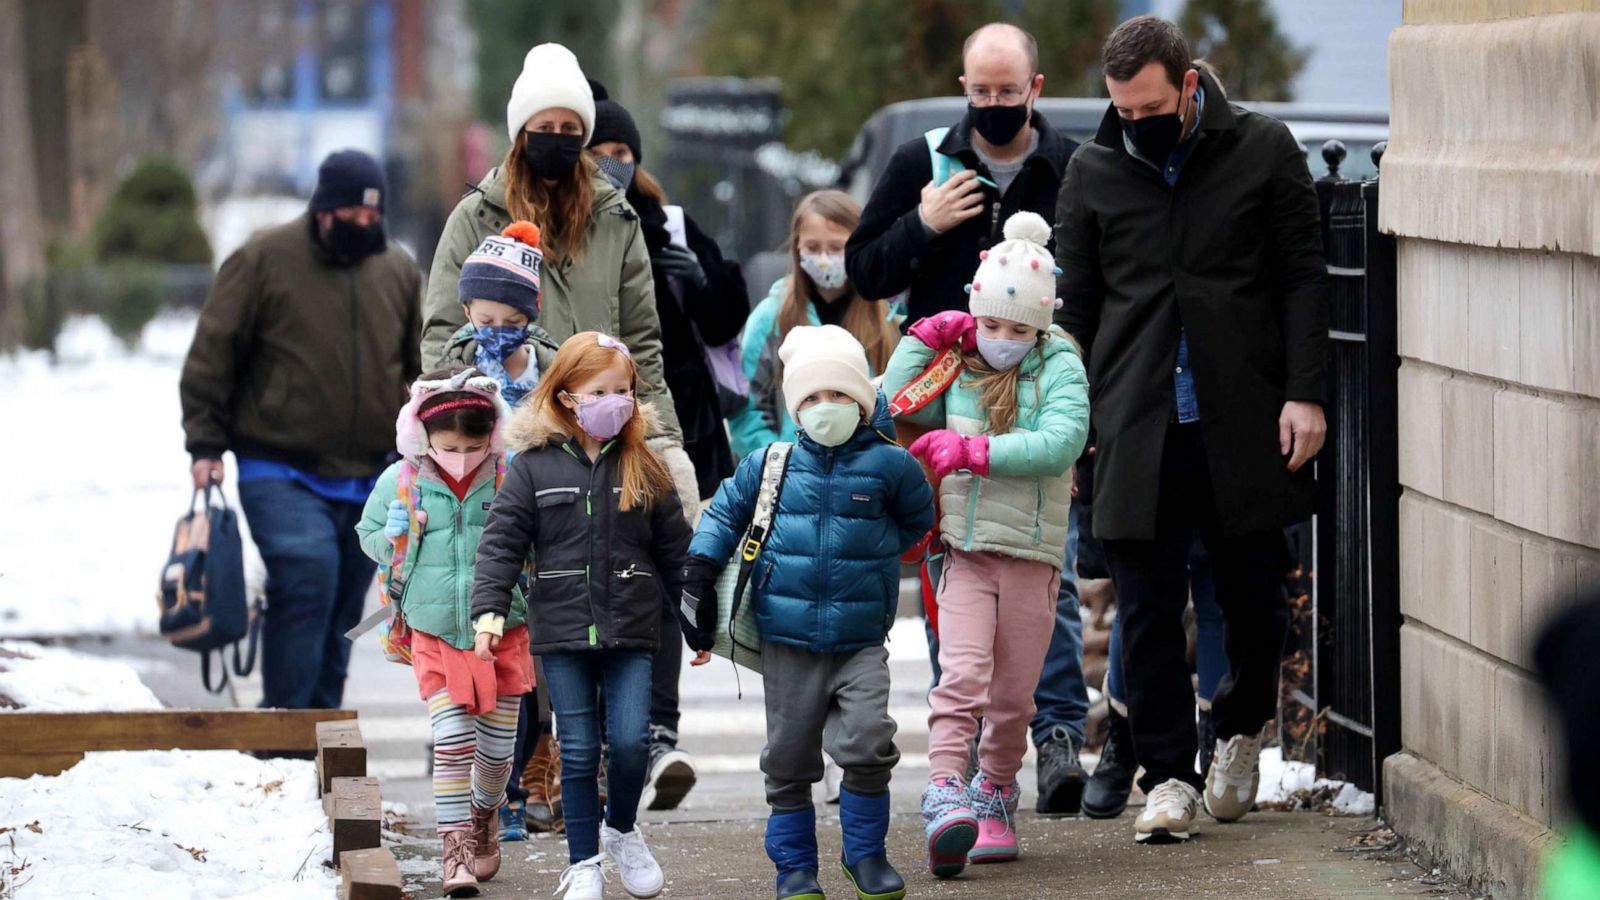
top-left (1082, 706), bottom-right (1137, 819)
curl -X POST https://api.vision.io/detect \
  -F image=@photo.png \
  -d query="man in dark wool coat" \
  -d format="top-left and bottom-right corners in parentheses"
top-left (1053, 15), bottom-right (1329, 846)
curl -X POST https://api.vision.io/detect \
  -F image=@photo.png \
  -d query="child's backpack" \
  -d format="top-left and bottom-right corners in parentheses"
top-left (925, 127), bottom-right (998, 191)
top-left (157, 486), bottom-right (261, 693)
top-left (348, 456), bottom-right (511, 665)
top-left (710, 442), bottom-right (793, 674)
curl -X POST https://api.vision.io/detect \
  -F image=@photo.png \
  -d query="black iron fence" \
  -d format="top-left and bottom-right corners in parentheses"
top-left (1306, 140), bottom-right (1401, 800)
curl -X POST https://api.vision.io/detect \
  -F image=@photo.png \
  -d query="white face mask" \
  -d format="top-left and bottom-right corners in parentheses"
top-left (799, 252), bottom-right (848, 292)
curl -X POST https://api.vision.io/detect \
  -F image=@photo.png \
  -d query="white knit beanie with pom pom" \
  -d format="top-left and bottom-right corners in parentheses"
top-left (964, 211), bottom-right (1063, 333)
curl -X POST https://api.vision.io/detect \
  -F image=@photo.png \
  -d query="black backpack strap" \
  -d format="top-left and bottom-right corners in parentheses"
top-left (201, 649), bottom-right (230, 695)
top-left (232, 599), bottom-right (264, 677)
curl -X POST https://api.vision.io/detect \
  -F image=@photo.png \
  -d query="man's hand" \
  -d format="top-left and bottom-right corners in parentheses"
top-left (1279, 401), bottom-right (1327, 473)
top-left (918, 170), bottom-right (986, 234)
top-left (690, 650), bottom-right (712, 667)
top-left (191, 459), bottom-right (224, 490)
top-left (474, 631), bottom-right (500, 661)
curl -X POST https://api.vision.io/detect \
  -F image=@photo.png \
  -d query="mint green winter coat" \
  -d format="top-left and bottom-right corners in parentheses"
top-left (881, 331), bottom-right (1091, 567)
top-left (356, 456), bottom-right (528, 650)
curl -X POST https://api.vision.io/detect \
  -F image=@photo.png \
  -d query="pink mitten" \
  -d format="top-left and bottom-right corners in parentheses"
top-left (965, 434), bottom-right (991, 476)
top-left (908, 429), bottom-right (970, 479)
top-left (907, 310), bottom-right (977, 352)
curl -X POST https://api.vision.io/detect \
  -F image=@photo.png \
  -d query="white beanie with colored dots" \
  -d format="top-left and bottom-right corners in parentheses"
top-left (506, 43), bottom-right (596, 143)
top-left (964, 211), bottom-right (1063, 333)
top-left (779, 325), bottom-right (877, 421)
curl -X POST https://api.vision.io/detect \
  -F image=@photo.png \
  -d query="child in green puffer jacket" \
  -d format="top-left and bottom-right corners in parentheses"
top-left (355, 366), bottom-right (529, 896)
top-left (881, 211), bottom-right (1090, 879)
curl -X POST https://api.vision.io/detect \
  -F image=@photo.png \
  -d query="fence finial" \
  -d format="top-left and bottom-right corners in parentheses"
top-left (1321, 140), bottom-right (1347, 180)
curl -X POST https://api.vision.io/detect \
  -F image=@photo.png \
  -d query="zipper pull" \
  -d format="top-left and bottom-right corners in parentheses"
top-left (617, 564), bottom-right (636, 579)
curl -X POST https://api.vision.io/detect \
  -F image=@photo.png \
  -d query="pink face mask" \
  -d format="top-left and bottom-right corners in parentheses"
top-left (428, 447), bottom-right (490, 480)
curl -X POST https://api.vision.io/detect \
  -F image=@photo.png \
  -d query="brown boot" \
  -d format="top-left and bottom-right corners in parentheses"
top-left (469, 805), bottom-right (500, 881)
top-left (523, 733), bottom-right (564, 833)
top-left (440, 830), bottom-right (479, 897)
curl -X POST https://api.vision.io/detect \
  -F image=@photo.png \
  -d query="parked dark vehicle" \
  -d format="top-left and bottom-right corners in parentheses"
top-left (838, 96), bottom-right (1388, 201)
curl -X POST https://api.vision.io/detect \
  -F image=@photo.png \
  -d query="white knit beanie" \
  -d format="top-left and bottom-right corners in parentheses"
top-left (965, 211), bottom-right (1063, 333)
top-left (506, 43), bottom-right (596, 143)
top-left (779, 325), bottom-right (877, 421)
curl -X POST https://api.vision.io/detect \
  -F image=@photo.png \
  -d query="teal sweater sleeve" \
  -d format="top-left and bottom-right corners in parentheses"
top-left (727, 283), bottom-right (786, 457)
top-left (984, 341), bottom-right (1091, 478)
top-left (879, 333), bottom-right (949, 428)
top-left (355, 463), bottom-right (402, 565)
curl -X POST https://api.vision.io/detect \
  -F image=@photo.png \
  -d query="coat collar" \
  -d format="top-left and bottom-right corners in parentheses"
top-left (1092, 68), bottom-right (1237, 151)
top-left (937, 107), bottom-right (1072, 180)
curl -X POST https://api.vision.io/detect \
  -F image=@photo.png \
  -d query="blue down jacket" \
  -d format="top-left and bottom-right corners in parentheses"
top-left (689, 391), bottom-right (934, 653)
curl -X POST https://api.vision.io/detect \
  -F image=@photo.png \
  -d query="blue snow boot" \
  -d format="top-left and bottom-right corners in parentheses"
top-left (838, 788), bottom-right (906, 900)
top-left (498, 799), bottom-right (528, 842)
top-left (766, 807), bottom-right (824, 900)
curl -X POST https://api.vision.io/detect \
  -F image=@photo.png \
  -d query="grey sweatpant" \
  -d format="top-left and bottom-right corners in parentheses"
top-left (760, 640), bottom-right (900, 811)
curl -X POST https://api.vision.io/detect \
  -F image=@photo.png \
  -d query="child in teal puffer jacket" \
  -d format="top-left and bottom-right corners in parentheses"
top-left (355, 366), bottom-right (529, 896)
top-left (881, 211), bottom-right (1090, 879)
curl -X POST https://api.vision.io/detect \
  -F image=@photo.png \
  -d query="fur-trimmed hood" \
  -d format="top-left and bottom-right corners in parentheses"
top-left (504, 396), bottom-right (665, 452)
top-left (395, 368), bottom-right (514, 458)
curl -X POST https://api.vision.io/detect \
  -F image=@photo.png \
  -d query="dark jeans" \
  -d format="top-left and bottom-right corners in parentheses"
top-left (237, 478), bottom-right (373, 709)
top-left (543, 649), bottom-right (653, 862)
top-left (650, 604), bottom-right (683, 737)
top-left (505, 688), bottom-right (551, 805)
top-left (1105, 536), bottom-right (1228, 707)
top-left (1102, 424), bottom-right (1290, 794)
top-left (924, 513), bottom-right (1089, 747)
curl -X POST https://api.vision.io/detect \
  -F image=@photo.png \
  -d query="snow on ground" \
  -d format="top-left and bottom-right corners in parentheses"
top-left (1257, 745), bottom-right (1377, 815)
top-left (0, 750), bottom-right (338, 899)
top-left (0, 641), bottom-right (162, 711)
top-left (0, 313), bottom-right (264, 639)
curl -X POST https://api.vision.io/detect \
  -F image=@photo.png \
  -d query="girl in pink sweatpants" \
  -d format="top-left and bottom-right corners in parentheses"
top-left (880, 211), bottom-right (1090, 878)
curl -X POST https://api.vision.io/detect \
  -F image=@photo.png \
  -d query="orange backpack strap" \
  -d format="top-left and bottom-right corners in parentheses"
top-left (889, 346), bottom-right (963, 418)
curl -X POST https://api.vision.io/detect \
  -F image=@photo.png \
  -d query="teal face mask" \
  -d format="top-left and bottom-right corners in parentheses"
top-left (797, 401), bottom-right (862, 447)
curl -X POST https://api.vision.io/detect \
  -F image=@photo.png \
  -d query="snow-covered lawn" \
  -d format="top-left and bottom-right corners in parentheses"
top-left (0, 641), bottom-right (162, 712)
top-left (0, 314), bottom-right (264, 639)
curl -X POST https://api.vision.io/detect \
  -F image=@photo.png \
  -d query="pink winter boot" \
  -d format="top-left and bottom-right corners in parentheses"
top-left (968, 773), bottom-right (1020, 863)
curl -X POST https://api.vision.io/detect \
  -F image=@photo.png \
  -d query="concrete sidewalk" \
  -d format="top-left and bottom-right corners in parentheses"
top-left (390, 810), bottom-right (1472, 899)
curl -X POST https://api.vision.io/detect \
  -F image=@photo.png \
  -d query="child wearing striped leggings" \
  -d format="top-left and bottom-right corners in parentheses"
top-left (358, 366), bottom-right (533, 897)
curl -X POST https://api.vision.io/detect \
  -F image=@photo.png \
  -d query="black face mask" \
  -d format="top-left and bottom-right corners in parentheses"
top-left (969, 101), bottom-right (1030, 146)
top-left (319, 217), bottom-right (386, 266)
top-left (521, 132), bottom-right (585, 180)
top-left (1121, 88), bottom-right (1192, 163)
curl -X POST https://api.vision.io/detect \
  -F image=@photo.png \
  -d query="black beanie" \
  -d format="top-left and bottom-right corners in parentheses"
top-left (310, 149), bottom-right (387, 213)
top-left (586, 79), bottom-right (643, 164)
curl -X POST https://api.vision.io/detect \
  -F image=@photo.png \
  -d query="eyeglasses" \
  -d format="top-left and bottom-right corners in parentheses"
top-left (965, 83), bottom-right (1033, 107)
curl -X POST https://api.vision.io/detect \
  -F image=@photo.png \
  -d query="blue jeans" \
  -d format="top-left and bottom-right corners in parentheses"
top-left (542, 650), bottom-right (653, 862)
top-left (237, 478), bottom-right (373, 709)
top-left (1106, 536), bottom-right (1228, 707)
top-left (925, 514), bottom-right (1090, 747)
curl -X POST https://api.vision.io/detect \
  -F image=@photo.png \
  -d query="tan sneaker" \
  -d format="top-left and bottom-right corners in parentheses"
top-left (1203, 729), bottom-right (1263, 823)
top-left (1134, 778), bottom-right (1201, 844)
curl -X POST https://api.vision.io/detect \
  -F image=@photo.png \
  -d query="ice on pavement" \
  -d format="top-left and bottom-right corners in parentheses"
top-left (0, 640), bottom-right (162, 711)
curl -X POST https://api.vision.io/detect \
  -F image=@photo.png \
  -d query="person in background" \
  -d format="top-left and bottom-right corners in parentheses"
top-left (729, 190), bottom-right (899, 460)
top-left (180, 148), bottom-right (420, 711)
top-left (1054, 15), bottom-right (1329, 844)
top-left (586, 81), bottom-right (751, 814)
top-left (684, 325), bottom-right (934, 900)
top-left (471, 332), bottom-right (700, 900)
top-left (421, 43), bottom-right (700, 519)
top-left (844, 20), bottom-right (1092, 816)
top-left (1534, 585), bottom-right (1600, 900)
top-left (355, 368), bottom-right (526, 896)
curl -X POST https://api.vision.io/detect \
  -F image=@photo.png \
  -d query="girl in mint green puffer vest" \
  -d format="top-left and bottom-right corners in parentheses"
top-left (880, 212), bottom-right (1089, 874)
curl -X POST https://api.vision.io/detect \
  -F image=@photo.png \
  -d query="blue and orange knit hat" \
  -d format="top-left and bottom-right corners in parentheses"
top-left (458, 221), bottom-right (543, 320)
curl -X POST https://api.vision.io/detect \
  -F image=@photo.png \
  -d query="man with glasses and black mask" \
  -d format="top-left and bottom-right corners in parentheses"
top-left (1054, 16), bottom-right (1328, 845)
top-left (847, 22), bottom-right (1094, 818)
top-left (181, 149), bottom-right (422, 711)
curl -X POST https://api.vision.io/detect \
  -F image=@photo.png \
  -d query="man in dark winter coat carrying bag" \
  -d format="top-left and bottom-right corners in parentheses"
top-left (1053, 16), bottom-right (1330, 845)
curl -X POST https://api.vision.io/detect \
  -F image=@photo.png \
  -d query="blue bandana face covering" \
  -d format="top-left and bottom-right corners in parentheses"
top-left (975, 333), bottom-right (1035, 371)
top-left (472, 324), bottom-right (531, 362)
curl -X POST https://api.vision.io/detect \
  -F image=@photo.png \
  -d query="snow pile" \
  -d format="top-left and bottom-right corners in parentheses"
top-left (0, 641), bottom-right (162, 712)
top-left (0, 313), bottom-right (263, 639)
top-left (1256, 745), bottom-right (1376, 815)
top-left (0, 750), bottom-right (337, 899)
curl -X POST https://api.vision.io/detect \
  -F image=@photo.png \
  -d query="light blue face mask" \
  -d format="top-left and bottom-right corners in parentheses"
top-left (975, 333), bottom-right (1036, 371)
top-left (797, 400), bottom-right (862, 447)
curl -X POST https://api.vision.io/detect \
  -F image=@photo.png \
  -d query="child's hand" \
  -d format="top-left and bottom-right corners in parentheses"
top-left (383, 500), bottom-right (409, 540)
top-left (907, 310), bottom-right (977, 352)
top-left (690, 650), bottom-right (712, 666)
top-left (474, 632), bottom-right (500, 661)
top-left (908, 431), bottom-right (990, 478)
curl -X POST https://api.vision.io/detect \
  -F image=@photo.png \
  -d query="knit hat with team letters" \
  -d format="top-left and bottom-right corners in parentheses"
top-left (458, 222), bottom-right (543, 320)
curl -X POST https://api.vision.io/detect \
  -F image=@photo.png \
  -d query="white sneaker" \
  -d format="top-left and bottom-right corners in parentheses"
top-left (1135, 778), bottom-right (1201, 843)
top-left (601, 823), bottom-right (664, 898)
top-left (1204, 729), bottom-right (1263, 823)
top-left (556, 853), bottom-right (607, 899)
top-left (823, 757), bottom-right (843, 804)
